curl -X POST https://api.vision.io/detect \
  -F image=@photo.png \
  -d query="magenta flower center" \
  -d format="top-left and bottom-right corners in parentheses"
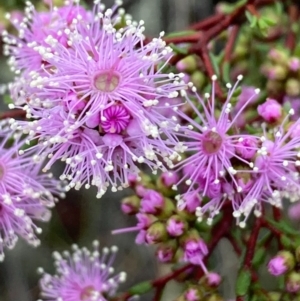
top-left (101, 105), bottom-right (131, 134)
top-left (94, 71), bottom-right (120, 92)
top-left (80, 285), bottom-right (98, 301)
top-left (202, 131), bottom-right (223, 155)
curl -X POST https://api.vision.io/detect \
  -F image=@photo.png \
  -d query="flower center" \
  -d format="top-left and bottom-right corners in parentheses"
top-left (80, 285), bottom-right (99, 301)
top-left (101, 105), bottom-right (130, 134)
top-left (94, 71), bottom-right (120, 92)
top-left (202, 131), bottom-right (223, 155)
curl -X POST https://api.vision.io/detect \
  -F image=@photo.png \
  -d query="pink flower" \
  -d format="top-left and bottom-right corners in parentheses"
top-left (257, 98), bottom-right (282, 122)
top-left (183, 238), bottom-right (208, 268)
top-left (140, 190), bottom-right (164, 214)
top-left (166, 216), bottom-right (185, 237)
top-left (39, 241), bottom-right (126, 301)
top-left (268, 256), bottom-right (288, 276)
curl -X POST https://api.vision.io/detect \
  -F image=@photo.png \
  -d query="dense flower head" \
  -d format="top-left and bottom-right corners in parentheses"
top-left (38, 241), bottom-right (126, 301)
top-left (234, 111), bottom-right (300, 225)
top-left (0, 123), bottom-right (64, 260)
top-left (173, 75), bottom-right (260, 222)
top-left (7, 0), bottom-right (187, 198)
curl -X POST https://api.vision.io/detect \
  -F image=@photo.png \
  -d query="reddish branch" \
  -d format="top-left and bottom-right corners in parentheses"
top-left (285, 4), bottom-right (298, 51)
top-left (0, 109), bottom-right (25, 120)
top-left (164, 32), bottom-right (202, 45)
top-left (189, 13), bottom-right (225, 31)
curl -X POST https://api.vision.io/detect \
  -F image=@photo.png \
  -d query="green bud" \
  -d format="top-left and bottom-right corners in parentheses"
top-left (268, 49), bottom-right (289, 65)
top-left (176, 55), bottom-right (198, 73)
top-left (267, 292), bottom-right (282, 301)
top-left (286, 271), bottom-right (300, 293)
top-left (121, 195), bottom-right (140, 215)
top-left (158, 197), bottom-right (176, 218)
top-left (191, 71), bottom-right (206, 89)
top-left (204, 294), bottom-right (224, 301)
top-left (146, 222), bottom-right (168, 244)
top-left (270, 65), bottom-right (288, 81)
top-left (266, 80), bottom-right (284, 95)
top-left (285, 78), bottom-right (300, 97)
top-left (233, 45), bottom-right (248, 60)
top-left (277, 250), bottom-right (295, 271)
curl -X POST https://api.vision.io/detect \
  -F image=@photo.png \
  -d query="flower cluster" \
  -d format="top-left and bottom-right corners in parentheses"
top-left (114, 172), bottom-right (208, 271)
top-left (0, 123), bottom-right (64, 260)
top-left (172, 76), bottom-right (300, 226)
top-left (5, 0), bottom-right (186, 198)
top-left (38, 241), bottom-right (126, 301)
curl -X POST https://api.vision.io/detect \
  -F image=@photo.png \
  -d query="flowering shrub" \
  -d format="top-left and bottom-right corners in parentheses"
top-left (0, 0), bottom-right (300, 300)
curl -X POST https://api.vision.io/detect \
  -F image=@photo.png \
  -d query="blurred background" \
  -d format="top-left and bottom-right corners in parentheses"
top-left (0, 0), bottom-right (238, 300)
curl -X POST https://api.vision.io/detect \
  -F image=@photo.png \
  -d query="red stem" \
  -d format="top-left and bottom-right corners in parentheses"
top-left (189, 13), bottom-right (225, 31)
top-left (0, 109), bottom-right (26, 120)
top-left (164, 33), bottom-right (202, 45)
top-left (285, 4), bottom-right (298, 51)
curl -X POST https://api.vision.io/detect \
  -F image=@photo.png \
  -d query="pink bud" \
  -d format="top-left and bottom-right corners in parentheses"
top-left (258, 98), bottom-right (282, 122)
top-left (166, 216), bottom-right (185, 237)
top-left (140, 189), bottom-right (164, 214)
top-left (268, 256), bottom-right (288, 276)
top-left (161, 172), bottom-right (179, 187)
top-left (206, 272), bottom-right (221, 287)
top-left (235, 137), bottom-right (257, 159)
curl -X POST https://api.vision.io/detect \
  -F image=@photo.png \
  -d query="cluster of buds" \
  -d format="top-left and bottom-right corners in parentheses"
top-left (117, 172), bottom-right (209, 268)
top-left (261, 48), bottom-right (300, 101)
top-left (176, 55), bottom-right (206, 90)
top-left (268, 248), bottom-right (300, 294)
top-left (175, 272), bottom-right (222, 301)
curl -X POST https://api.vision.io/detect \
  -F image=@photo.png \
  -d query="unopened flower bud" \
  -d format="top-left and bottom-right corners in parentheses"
top-left (286, 78), bottom-right (300, 97)
top-left (286, 272), bottom-right (300, 293)
top-left (268, 251), bottom-right (295, 276)
top-left (182, 236), bottom-right (208, 266)
top-left (258, 98), bottom-right (282, 122)
top-left (184, 287), bottom-right (202, 301)
top-left (205, 294), bottom-right (224, 301)
top-left (145, 222), bottom-right (168, 244)
top-left (268, 49), bottom-right (289, 64)
top-left (157, 172), bottom-right (179, 197)
top-left (235, 137), bottom-right (257, 159)
top-left (176, 55), bottom-right (197, 73)
top-left (267, 292), bottom-right (282, 301)
top-left (166, 215), bottom-right (187, 237)
top-left (156, 240), bottom-right (177, 263)
top-left (140, 189), bottom-right (164, 214)
top-left (121, 195), bottom-right (140, 215)
top-left (288, 57), bottom-right (300, 72)
top-left (205, 272), bottom-right (222, 287)
top-left (268, 65), bottom-right (287, 80)
top-left (191, 71), bottom-right (206, 89)
top-left (160, 172), bottom-right (179, 187)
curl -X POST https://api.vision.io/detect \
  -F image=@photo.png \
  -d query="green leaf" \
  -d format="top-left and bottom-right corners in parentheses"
top-left (236, 269), bottom-right (252, 296)
top-left (266, 219), bottom-right (299, 236)
top-left (252, 248), bottom-right (266, 267)
top-left (3, 94), bottom-right (12, 105)
top-left (222, 61), bottom-right (231, 83)
top-left (165, 30), bottom-right (196, 38)
top-left (169, 43), bottom-right (188, 55)
top-left (280, 235), bottom-right (293, 249)
top-left (128, 281), bottom-right (152, 295)
top-left (209, 53), bottom-right (222, 77)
